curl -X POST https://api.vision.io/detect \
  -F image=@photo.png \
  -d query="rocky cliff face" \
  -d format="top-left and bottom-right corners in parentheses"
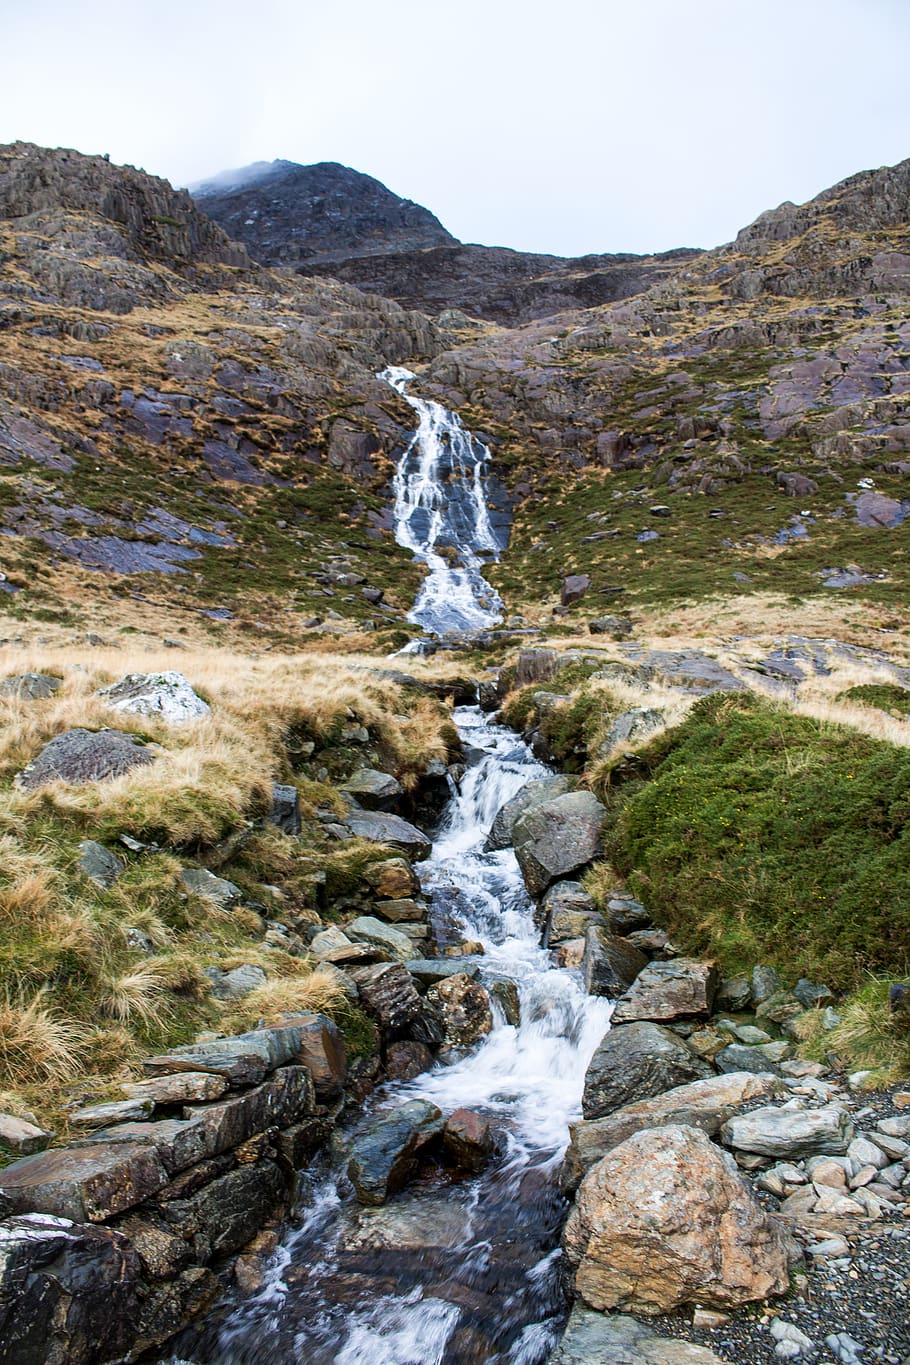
top-left (193, 159), bottom-right (456, 266)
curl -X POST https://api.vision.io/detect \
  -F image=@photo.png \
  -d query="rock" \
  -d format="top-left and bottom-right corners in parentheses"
top-left (777, 472), bottom-right (819, 498)
top-left (144, 1024), bottom-right (303, 1087)
top-left (512, 790), bottom-right (605, 897)
top-left (487, 976), bottom-right (521, 1025)
top-left (405, 958), bottom-right (480, 987)
top-left (443, 1108), bottom-right (495, 1173)
top-left (351, 962), bottom-right (424, 1036)
top-left (755, 990), bottom-right (804, 1026)
top-left (180, 1066), bottom-right (315, 1157)
top-left (751, 964), bottom-right (783, 1004)
top-left (309, 926), bottom-right (354, 960)
top-left (561, 574), bottom-right (591, 606)
top-left (0, 1216), bottom-right (143, 1364)
top-left (485, 775), bottom-right (570, 852)
top-left (550, 1306), bottom-right (728, 1364)
top-left (347, 1099), bottom-right (443, 1205)
top-left (180, 867), bottom-right (243, 908)
top-left (714, 977), bottom-right (752, 1014)
top-left (605, 895), bottom-right (652, 933)
top-left (793, 977), bottom-right (835, 1008)
top-left (122, 1072), bottom-right (228, 1106)
top-left (0, 1113), bottom-right (53, 1155)
top-left (540, 879), bottom-right (598, 936)
top-left (345, 915), bottom-right (415, 962)
top-left (721, 1102), bottom-right (854, 1158)
top-left (205, 964), bottom-right (267, 1000)
top-left (582, 1021), bottom-right (713, 1120)
top-left (364, 858), bottom-right (419, 899)
top-left (596, 707), bottom-right (664, 758)
top-left (564, 1125), bottom-right (792, 1314)
top-left (0, 672), bottom-right (62, 700)
top-left (269, 783), bottom-right (301, 835)
top-left (289, 1012), bottom-right (346, 1098)
top-left (69, 1098), bottom-right (155, 1130)
top-left (373, 898), bottom-right (427, 923)
top-left (16, 728), bottom-right (155, 789)
top-left (78, 838), bottom-right (125, 889)
top-left (344, 810), bottom-right (431, 860)
top-left (715, 1042), bottom-right (785, 1075)
top-left (385, 1040), bottom-right (433, 1080)
top-left (582, 926), bottom-right (647, 997)
top-left (97, 671), bottom-right (210, 722)
top-left (426, 974), bottom-right (493, 1048)
top-left (0, 1141), bottom-right (170, 1221)
top-left (165, 1159), bottom-right (286, 1258)
top-left (612, 958), bottom-right (718, 1022)
top-left (117, 1213), bottom-right (193, 1279)
top-left (564, 1071), bottom-right (785, 1190)
top-left (588, 616), bottom-right (633, 637)
top-left (341, 768), bottom-right (404, 811)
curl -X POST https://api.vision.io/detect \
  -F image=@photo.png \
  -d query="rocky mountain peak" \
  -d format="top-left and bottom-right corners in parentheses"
top-left (192, 157), bottom-right (456, 267)
top-left (735, 155), bottom-right (910, 251)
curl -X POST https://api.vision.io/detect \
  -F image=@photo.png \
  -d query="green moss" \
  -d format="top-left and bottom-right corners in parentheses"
top-left (608, 693), bottom-right (910, 989)
top-left (838, 683), bottom-right (910, 717)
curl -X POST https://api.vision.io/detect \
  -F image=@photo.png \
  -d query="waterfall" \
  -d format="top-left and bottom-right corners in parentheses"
top-left (383, 366), bottom-right (505, 636)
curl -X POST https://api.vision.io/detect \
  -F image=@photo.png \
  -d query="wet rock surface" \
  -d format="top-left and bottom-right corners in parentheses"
top-left (582, 1021), bottom-right (713, 1120)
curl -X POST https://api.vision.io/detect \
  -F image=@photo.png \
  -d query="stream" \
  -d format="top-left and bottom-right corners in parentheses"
top-left (165, 376), bottom-right (611, 1363)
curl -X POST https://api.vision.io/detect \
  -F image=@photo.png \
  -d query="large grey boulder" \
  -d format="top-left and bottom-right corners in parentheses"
top-left (97, 671), bottom-right (210, 723)
top-left (720, 1102), bottom-right (854, 1159)
top-left (425, 974), bottom-right (493, 1048)
top-left (485, 775), bottom-right (570, 852)
top-left (512, 790), bottom-right (605, 897)
top-left (563, 1071), bottom-right (786, 1191)
top-left (344, 810), bottom-right (431, 860)
top-left (582, 1021), bottom-right (713, 1120)
top-left (269, 783), bottom-right (301, 835)
top-left (345, 916), bottom-right (414, 963)
top-left (582, 926), bottom-right (647, 998)
top-left (204, 964), bottom-right (267, 1000)
top-left (0, 672), bottom-right (62, 700)
top-left (347, 1099), bottom-right (443, 1205)
top-left (341, 768), bottom-right (404, 811)
top-left (16, 728), bottom-right (155, 789)
top-left (612, 958), bottom-right (718, 1022)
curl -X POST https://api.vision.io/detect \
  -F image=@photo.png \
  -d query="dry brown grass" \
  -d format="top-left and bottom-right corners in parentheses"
top-left (221, 967), bottom-right (347, 1032)
top-left (0, 991), bottom-right (90, 1087)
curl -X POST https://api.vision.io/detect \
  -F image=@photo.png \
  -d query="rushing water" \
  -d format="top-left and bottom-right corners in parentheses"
top-left (170, 714), bottom-right (612, 1365)
top-left (384, 366), bottom-right (506, 635)
top-left (164, 383), bottom-right (611, 1364)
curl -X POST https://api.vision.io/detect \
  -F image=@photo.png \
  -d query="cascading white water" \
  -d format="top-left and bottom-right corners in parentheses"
top-left (384, 366), bottom-right (505, 636)
top-left (169, 713), bottom-right (612, 1365)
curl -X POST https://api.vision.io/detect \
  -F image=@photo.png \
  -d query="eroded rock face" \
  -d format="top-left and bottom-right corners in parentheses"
top-left (16, 728), bottom-right (155, 789)
top-left (512, 791), bottom-right (605, 898)
top-left (563, 1124), bottom-right (792, 1314)
top-left (582, 1021), bottom-right (713, 1120)
top-left (581, 927), bottom-right (647, 998)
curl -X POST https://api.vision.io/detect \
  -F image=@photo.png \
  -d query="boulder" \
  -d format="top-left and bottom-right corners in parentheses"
top-left (205, 964), bottom-right (267, 1000)
top-left (385, 1040), bottom-right (434, 1081)
top-left (751, 964), bottom-right (782, 1004)
top-left (364, 857), bottom-right (419, 899)
top-left (443, 1109), bottom-right (495, 1173)
top-left (0, 672), bottom-right (62, 700)
top-left (269, 783), bottom-right (301, 835)
top-left (563, 1124), bottom-right (792, 1314)
top-left (290, 1012), bottom-right (346, 1099)
top-left (582, 1021), bottom-right (713, 1120)
top-left (345, 916), bottom-right (414, 963)
top-left (563, 1071), bottom-right (785, 1191)
top-left (309, 926), bottom-right (354, 960)
top-left (0, 1113), bottom-right (53, 1156)
top-left (144, 1024), bottom-right (303, 1087)
top-left (561, 574), bottom-right (590, 606)
top-left (344, 811), bottom-right (431, 860)
top-left (715, 1042), bottom-right (784, 1076)
top-left (0, 1141), bottom-right (170, 1222)
top-left (485, 775), bottom-right (570, 852)
top-left (715, 975), bottom-right (753, 1011)
top-left (341, 768), bottom-right (404, 811)
top-left (78, 839), bottom-right (125, 889)
top-left (587, 616), bottom-right (633, 638)
top-left (595, 707), bottom-right (664, 758)
top-left (514, 648), bottom-right (559, 688)
top-left (351, 962), bottom-right (424, 1037)
top-left (97, 671), bottom-right (210, 722)
top-left (605, 896), bottom-right (652, 933)
top-left (405, 958), bottom-right (480, 987)
top-left (426, 974), bottom-right (493, 1048)
top-left (550, 1306), bottom-right (728, 1364)
top-left (347, 1099), bottom-right (443, 1205)
top-left (0, 1216), bottom-right (143, 1365)
top-left (582, 926), bottom-right (647, 998)
top-left (720, 1102), bottom-right (854, 1159)
top-left (512, 791), bottom-right (605, 897)
top-left (180, 868), bottom-right (242, 909)
top-left (612, 958), bottom-right (718, 1022)
top-left (373, 898), bottom-right (427, 923)
top-left (16, 728), bottom-right (155, 789)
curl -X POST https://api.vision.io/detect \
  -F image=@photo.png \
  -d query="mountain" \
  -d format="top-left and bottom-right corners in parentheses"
top-left (193, 157), bottom-right (701, 326)
top-left (192, 159), bottom-right (456, 265)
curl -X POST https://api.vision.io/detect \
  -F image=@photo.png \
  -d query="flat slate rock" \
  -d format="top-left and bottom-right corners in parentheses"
top-left (406, 958), bottom-right (481, 987)
top-left (16, 727), bottom-right (155, 789)
top-left (551, 1305), bottom-right (727, 1364)
top-left (612, 958), bottom-right (718, 1022)
top-left (344, 810), bottom-right (431, 860)
top-left (341, 768), bottom-right (404, 811)
top-left (180, 867), bottom-right (243, 907)
top-left (0, 1141), bottom-right (169, 1221)
top-left (78, 838), bottom-right (125, 889)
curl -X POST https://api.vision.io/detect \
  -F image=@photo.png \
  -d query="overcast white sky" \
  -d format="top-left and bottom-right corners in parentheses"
top-left (2, 0), bottom-right (908, 256)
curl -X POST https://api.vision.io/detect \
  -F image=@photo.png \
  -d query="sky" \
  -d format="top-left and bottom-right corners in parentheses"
top-left (2, 0), bottom-right (909, 257)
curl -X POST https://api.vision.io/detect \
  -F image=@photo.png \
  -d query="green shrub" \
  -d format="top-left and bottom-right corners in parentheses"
top-left (838, 683), bottom-right (910, 717)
